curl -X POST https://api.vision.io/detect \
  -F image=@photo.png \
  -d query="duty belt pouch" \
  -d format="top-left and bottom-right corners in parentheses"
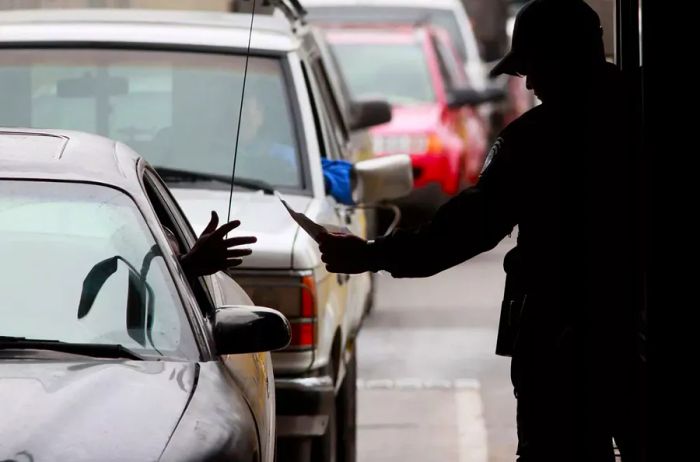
top-left (495, 295), bottom-right (526, 357)
top-left (496, 248), bottom-right (526, 357)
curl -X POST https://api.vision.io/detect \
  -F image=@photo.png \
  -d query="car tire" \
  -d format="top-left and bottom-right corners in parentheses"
top-left (311, 409), bottom-right (336, 462)
top-left (337, 352), bottom-right (358, 462)
top-left (311, 360), bottom-right (338, 462)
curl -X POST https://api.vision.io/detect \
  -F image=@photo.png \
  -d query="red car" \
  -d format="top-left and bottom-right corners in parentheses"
top-left (325, 25), bottom-right (503, 196)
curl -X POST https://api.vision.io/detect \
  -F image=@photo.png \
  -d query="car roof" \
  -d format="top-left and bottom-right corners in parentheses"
top-left (0, 8), bottom-right (300, 53)
top-left (324, 26), bottom-right (427, 44)
top-left (302, 0), bottom-right (462, 11)
top-left (0, 127), bottom-right (144, 195)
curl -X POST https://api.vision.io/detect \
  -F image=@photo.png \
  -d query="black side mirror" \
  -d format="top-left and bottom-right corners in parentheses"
top-left (349, 99), bottom-right (392, 131)
top-left (446, 87), bottom-right (506, 109)
top-left (213, 306), bottom-right (291, 355)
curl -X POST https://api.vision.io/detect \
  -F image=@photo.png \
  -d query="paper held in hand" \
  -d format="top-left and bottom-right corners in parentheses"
top-left (276, 192), bottom-right (351, 242)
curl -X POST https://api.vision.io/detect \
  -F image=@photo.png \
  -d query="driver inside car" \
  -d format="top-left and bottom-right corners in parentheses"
top-left (237, 93), bottom-right (356, 206)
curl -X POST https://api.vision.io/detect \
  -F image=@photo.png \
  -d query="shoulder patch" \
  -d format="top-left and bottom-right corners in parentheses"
top-left (480, 137), bottom-right (503, 175)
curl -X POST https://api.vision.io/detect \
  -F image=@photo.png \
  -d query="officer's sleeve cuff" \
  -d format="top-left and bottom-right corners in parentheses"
top-left (366, 238), bottom-right (389, 274)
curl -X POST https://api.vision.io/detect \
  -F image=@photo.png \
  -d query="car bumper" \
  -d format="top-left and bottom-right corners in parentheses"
top-left (275, 376), bottom-right (335, 438)
top-left (410, 154), bottom-right (458, 195)
top-left (272, 350), bottom-right (314, 375)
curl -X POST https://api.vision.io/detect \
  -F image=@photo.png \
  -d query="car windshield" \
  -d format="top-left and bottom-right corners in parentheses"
top-left (0, 48), bottom-right (303, 191)
top-left (309, 6), bottom-right (468, 62)
top-left (0, 180), bottom-right (198, 359)
top-left (0, 0), bottom-right (233, 10)
top-left (329, 41), bottom-right (436, 106)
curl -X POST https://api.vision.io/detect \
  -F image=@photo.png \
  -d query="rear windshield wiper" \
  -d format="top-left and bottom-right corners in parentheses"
top-left (0, 336), bottom-right (144, 360)
top-left (154, 167), bottom-right (275, 195)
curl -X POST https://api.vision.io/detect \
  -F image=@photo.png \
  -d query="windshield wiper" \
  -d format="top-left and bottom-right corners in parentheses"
top-left (0, 336), bottom-right (144, 360)
top-left (154, 167), bottom-right (275, 195)
top-left (232, 177), bottom-right (276, 195)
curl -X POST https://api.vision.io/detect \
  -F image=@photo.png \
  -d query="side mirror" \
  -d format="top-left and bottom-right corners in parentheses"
top-left (349, 99), bottom-right (392, 131)
top-left (213, 306), bottom-right (291, 355)
top-left (446, 87), bottom-right (506, 109)
top-left (352, 154), bottom-right (413, 204)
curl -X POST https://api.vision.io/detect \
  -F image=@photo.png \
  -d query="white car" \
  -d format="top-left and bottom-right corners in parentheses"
top-left (303, 0), bottom-right (488, 92)
top-left (0, 3), bottom-right (411, 461)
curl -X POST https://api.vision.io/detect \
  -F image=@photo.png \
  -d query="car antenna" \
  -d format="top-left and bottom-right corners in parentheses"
top-left (226, 0), bottom-right (258, 223)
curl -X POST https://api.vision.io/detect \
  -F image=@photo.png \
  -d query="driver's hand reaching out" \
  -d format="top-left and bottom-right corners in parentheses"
top-left (180, 211), bottom-right (257, 277)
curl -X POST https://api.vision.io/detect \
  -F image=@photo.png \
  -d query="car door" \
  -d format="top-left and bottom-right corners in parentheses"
top-left (140, 167), bottom-right (275, 462)
top-left (309, 48), bottom-right (370, 331)
top-left (299, 48), bottom-right (369, 347)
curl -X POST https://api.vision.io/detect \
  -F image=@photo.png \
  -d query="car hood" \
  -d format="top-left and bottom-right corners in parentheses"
top-left (371, 104), bottom-right (443, 135)
top-left (0, 360), bottom-right (196, 461)
top-left (170, 188), bottom-right (312, 269)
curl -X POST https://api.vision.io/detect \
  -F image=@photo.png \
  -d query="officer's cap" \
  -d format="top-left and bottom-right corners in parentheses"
top-left (490, 0), bottom-right (604, 78)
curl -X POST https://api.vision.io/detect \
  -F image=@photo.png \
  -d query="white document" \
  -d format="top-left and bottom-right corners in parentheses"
top-left (276, 192), bottom-right (351, 242)
top-left (276, 193), bottom-right (326, 242)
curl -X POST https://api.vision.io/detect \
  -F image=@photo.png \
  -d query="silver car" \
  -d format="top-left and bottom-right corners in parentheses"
top-left (0, 127), bottom-right (290, 461)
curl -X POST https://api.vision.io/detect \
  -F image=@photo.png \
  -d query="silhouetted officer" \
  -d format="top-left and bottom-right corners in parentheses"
top-left (318, 1), bottom-right (644, 460)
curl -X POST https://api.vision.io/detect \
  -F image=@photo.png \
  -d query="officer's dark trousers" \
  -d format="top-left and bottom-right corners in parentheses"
top-left (511, 306), bottom-right (643, 462)
top-left (512, 334), bottom-right (612, 461)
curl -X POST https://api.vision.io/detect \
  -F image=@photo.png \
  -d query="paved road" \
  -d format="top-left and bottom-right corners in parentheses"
top-left (357, 235), bottom-right (518, 462)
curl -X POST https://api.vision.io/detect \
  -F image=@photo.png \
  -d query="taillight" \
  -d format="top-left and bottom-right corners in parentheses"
top-left (290, 322), bottom-right (314, 348)
top-left (235, 273), bottom-right (317, 351)
top-left (425, 133), bottom-right (444, 155)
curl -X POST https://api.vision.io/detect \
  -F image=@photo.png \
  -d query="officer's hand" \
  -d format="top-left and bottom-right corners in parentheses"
top-left (318, 231), bottom-right (372, 274)
top-left (180, 211), bottom-right (257, 277)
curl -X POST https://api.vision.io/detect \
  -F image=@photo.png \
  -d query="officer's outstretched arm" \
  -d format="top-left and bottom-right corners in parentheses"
top-left (319, 137), bottom-right (516, 277)
top-left (371, 186), bottom-right (514, 277)
top-left (319, 188), bottom-right (515, 278)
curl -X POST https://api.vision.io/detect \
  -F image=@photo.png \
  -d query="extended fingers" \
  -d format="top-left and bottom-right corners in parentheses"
top-left (223, 236), bottom-right (257, 247)
top-left (226, 248), bottom-right (253, 258)
top-left (201, 211), bottom-right (219, 236)
top-left (213, 219), bottom-right (242, 238)
top-left (226, 258), bottom-right (243, 268)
